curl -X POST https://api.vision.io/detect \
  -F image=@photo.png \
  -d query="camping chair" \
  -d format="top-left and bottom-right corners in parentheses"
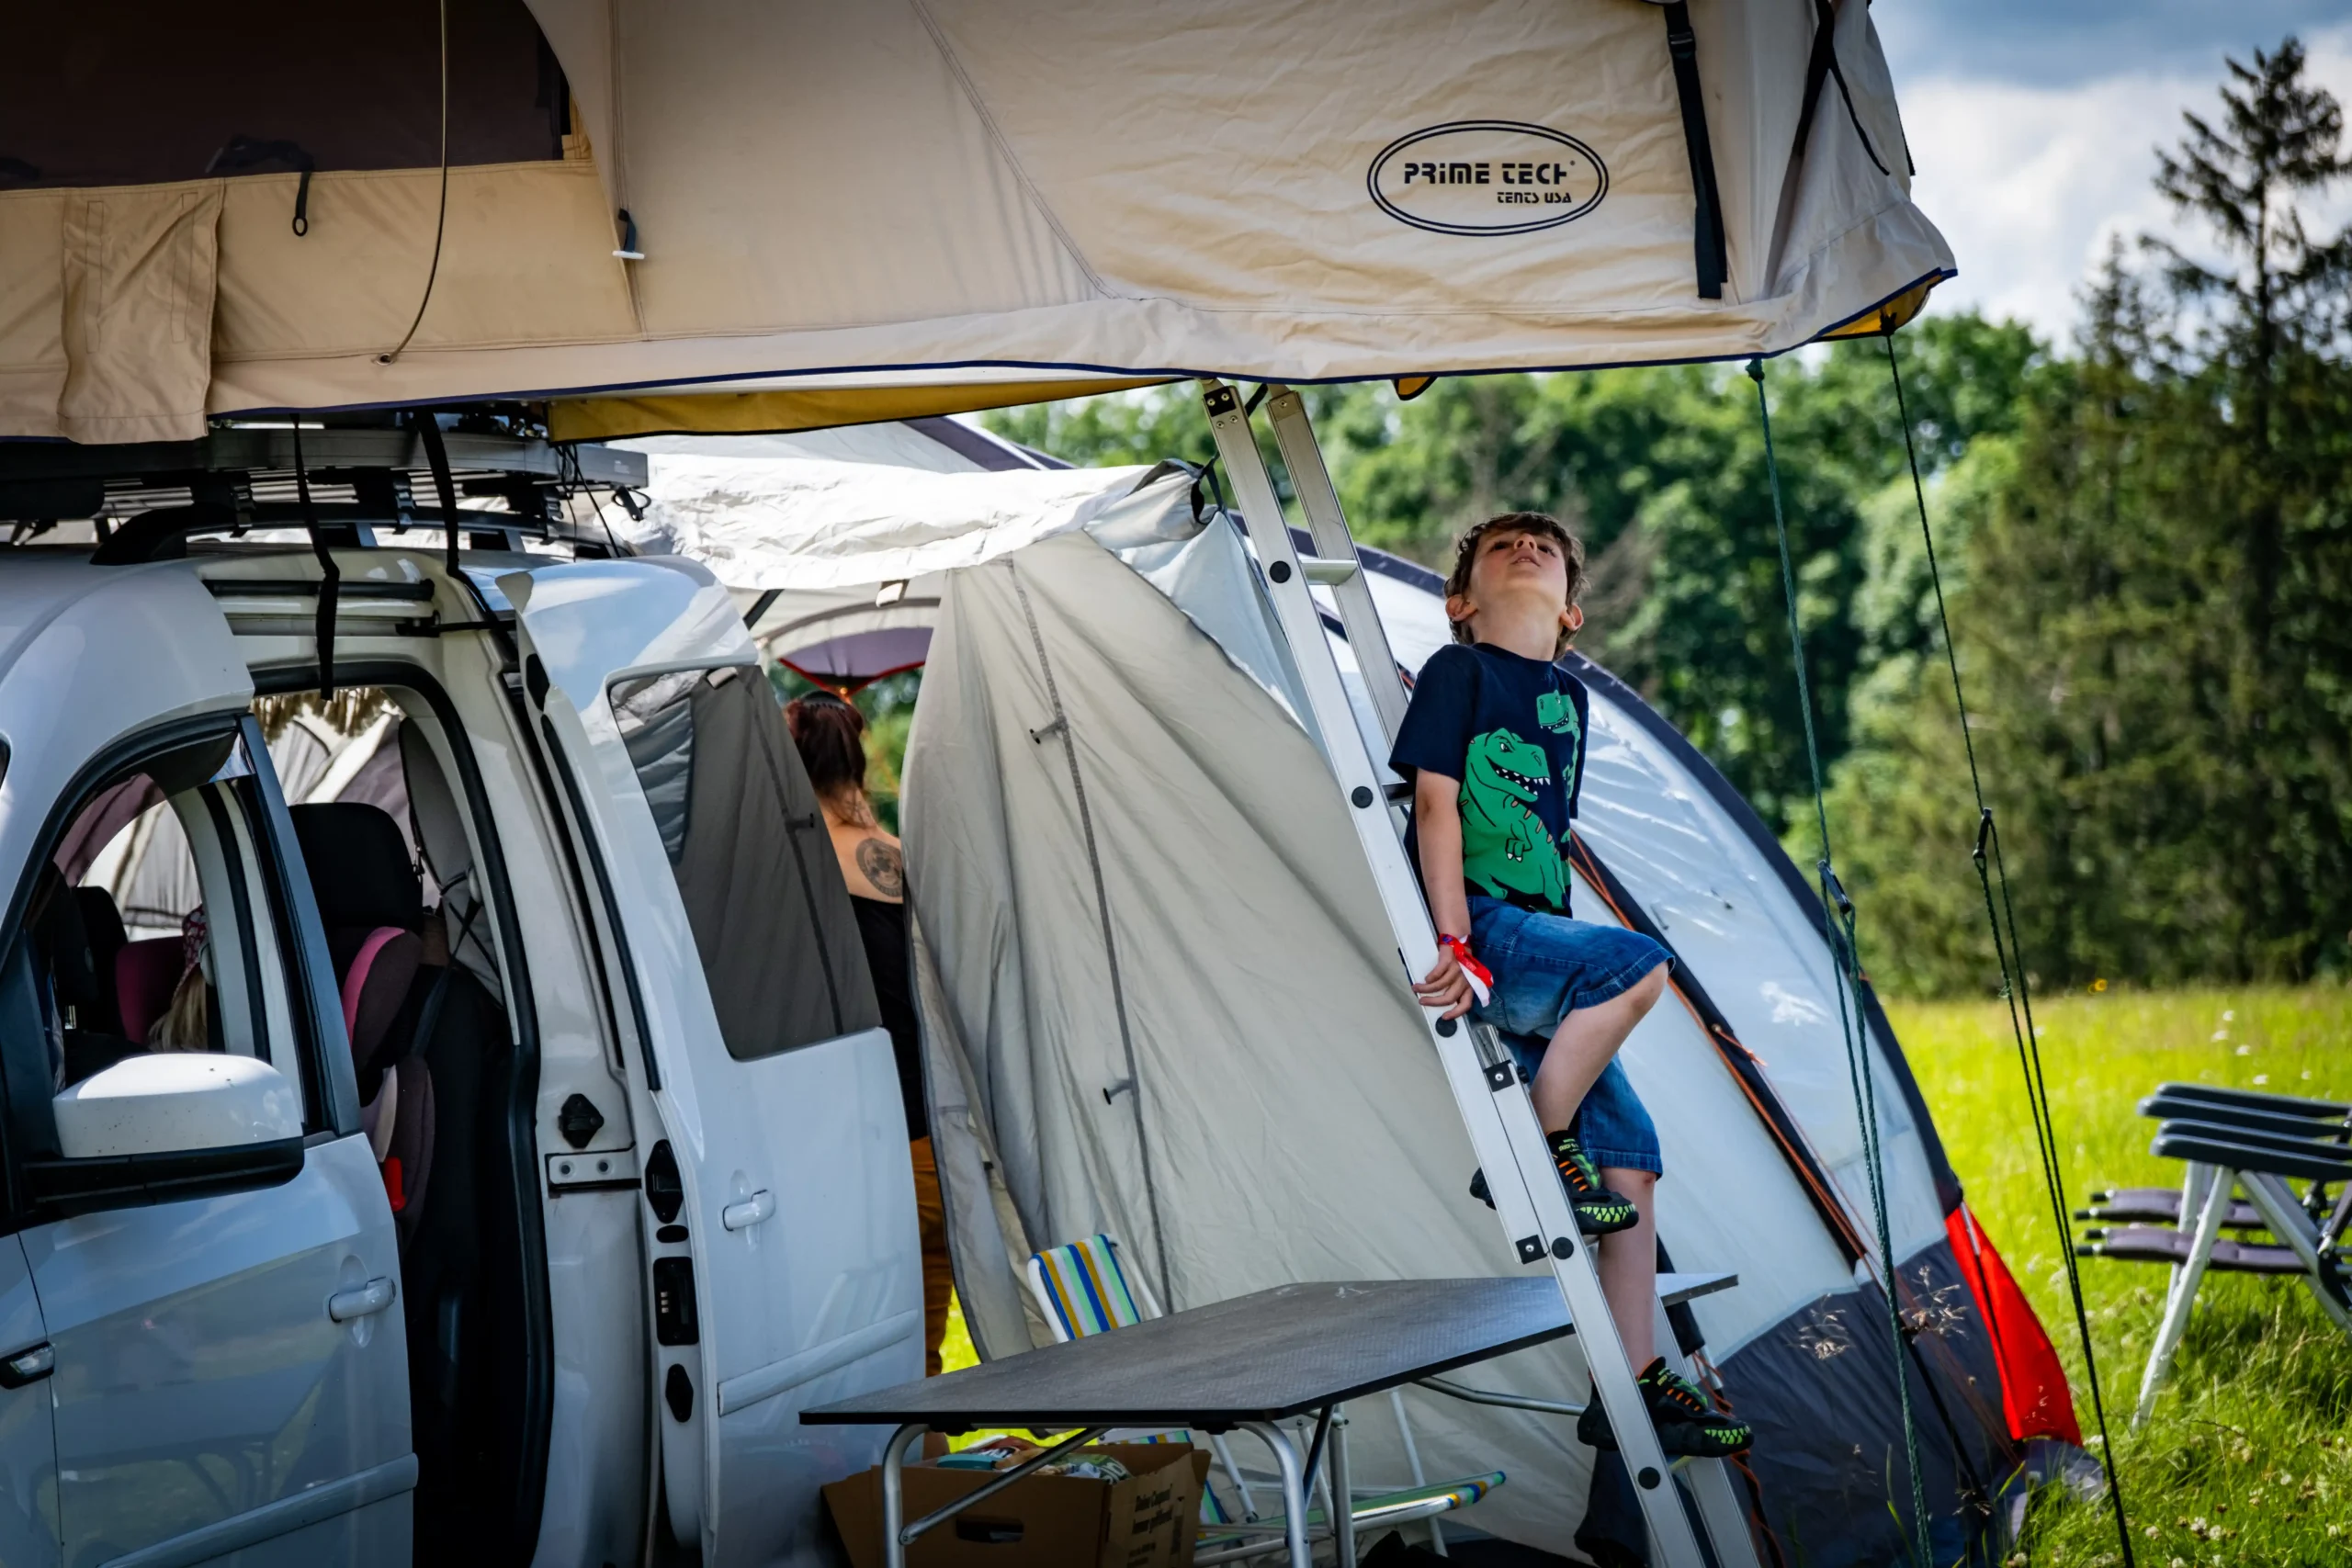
top-left (2076, 1082), bottom-right (2348, 1244)
top-left (2108, 1094), bottom-right (2352, 1426)
top-left (1023, 1236), bottom-right (1504, 1562)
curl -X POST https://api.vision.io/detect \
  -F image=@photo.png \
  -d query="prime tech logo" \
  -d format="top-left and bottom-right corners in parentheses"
top-left (1368, 120), bottom-right (1609, 236)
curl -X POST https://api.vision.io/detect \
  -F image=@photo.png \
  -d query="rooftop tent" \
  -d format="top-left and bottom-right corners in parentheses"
top-left (636, 442), bottom-right (2065, 1567)
top-left (4, 0), bottom-right (1950, 442)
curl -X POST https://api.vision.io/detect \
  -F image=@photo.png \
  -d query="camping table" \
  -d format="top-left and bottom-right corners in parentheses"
top-left (804, 1272), bottom-right (1736, 1568)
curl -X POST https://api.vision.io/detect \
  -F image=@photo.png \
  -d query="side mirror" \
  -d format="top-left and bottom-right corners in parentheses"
top-left (54, 1054), bottom-right (301, 1157)
top-left (27, 1055), bottom-right (306, 1217)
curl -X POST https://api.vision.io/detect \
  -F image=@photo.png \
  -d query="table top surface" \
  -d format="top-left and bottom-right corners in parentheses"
top-left (802, 1272), bottom-right (1735, 1430)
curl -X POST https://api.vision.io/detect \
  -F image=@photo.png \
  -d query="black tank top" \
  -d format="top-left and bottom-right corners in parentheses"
top-left (849, 895), bottom-right (927, 1141)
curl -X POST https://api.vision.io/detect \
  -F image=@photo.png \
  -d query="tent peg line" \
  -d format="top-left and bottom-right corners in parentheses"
top-left (1881, 327), bottom-right (2139, 1566)
top-left (1747, 355), bottom-right (1933, 1568)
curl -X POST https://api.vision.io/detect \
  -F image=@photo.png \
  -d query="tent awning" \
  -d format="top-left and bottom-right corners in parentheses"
top-left (6, 0), bottom-right (1951, 444)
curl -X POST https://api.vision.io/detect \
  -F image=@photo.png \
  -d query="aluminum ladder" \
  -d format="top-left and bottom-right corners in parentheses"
top-left (1202, 380), bottom-right (1765, 1568)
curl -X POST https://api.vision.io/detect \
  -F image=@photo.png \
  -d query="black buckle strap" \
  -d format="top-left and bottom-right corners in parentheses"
top-left (1660, 5), bottom-right (1729, 299)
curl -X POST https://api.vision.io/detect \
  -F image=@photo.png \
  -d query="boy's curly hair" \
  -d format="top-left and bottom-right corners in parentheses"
top-left (1442, 512), bottom-right (1587, 659)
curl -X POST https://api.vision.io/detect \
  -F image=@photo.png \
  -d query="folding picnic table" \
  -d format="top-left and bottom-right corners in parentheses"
top-left (804, 1272), bottom-right (1736, 1568)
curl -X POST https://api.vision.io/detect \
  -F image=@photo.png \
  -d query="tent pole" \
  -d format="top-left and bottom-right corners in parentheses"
top-left (1198, 380), bottom-right (1751, 1568)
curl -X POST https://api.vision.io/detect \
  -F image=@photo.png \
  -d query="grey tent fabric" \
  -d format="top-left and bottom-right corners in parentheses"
top-left (614, 665), bottom-right (880, 1061)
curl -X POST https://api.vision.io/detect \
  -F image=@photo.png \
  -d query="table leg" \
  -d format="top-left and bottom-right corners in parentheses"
top-left (1239, 1420), bottom-right (1313, 1568)
top-left (881, 1423), bottom-right (926, 1568)
top-left (1329, 1404), bottom-right (1357, 1568)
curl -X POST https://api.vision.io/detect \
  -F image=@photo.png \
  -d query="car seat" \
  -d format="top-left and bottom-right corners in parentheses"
top-left (288, 798), bottom-right (509, 1557)
top-left (71, 887), bottom-right (128, 1035)
top-left (288, 802), bottom-right (439, 1234)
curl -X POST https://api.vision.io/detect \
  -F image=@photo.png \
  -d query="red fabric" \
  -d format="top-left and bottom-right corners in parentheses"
top-left (1947, 1204), bottom-right (2082, 1446)
top-left (115, 937), bottom-right (184, 1044)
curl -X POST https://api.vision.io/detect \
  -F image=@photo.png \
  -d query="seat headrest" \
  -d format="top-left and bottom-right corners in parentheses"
top-left (73, 886), bottom-right (128, 960)
top-left (288, 803), bottom-right (422, 933)
top-left (29, 866), bottom-right (99, 1010)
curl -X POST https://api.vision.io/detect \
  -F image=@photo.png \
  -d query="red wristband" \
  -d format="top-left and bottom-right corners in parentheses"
top-left (1436, 934), bottom-right (1493, 1006)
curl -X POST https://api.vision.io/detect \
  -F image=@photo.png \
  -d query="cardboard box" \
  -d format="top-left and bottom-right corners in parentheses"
top-left (822, 1442), bottom-right (1209, 1568)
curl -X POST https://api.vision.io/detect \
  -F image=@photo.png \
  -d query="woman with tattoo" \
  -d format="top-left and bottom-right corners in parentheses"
top-left (784, 691), bottom-right (951, 1372)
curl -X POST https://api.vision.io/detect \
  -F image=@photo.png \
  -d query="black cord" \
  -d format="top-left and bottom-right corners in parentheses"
top-left (1884, 328), bottom-right (2136, 1565)
top-left (380, 0), bottom-right (450, 365)
top-left (1750, 355), bottom-right (1932, 1568)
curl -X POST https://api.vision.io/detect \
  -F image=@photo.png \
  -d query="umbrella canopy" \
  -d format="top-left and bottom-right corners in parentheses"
top-left (5, 0), bottom-right (1949, 443)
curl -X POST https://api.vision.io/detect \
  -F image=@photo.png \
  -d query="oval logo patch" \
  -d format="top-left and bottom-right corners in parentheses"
top-left (1368, 121), bottom-right (1609, 236)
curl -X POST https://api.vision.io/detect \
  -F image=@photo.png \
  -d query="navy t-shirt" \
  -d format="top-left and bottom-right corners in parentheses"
top-left (1389, 642), bottom-right (1589, 917)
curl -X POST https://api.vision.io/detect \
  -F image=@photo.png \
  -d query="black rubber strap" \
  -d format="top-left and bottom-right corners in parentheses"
top-left (1790, 1), bottom-right (1890, 178)
top-left (411, 410), bottom-right (461, 577)
top-left (294, 424), bottom-right (339, 699)
top-left (205, 136), bottom-right (316, 237)
top-left (1661, 4), bottom-right (1729, 299)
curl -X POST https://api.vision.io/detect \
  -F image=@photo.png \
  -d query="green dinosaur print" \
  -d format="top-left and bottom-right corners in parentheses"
top-left (1458, 728), bottom-right (1567, 908)
top-left (1537, 689), bottom-right (1580, 739)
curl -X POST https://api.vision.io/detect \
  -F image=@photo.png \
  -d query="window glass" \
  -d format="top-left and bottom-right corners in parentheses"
top-left (610, 666), bottom-right (881, 1060)
top-left (13, 730), bottom-right (325, 1150)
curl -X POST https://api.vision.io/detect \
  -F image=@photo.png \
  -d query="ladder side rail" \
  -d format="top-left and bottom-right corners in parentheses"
top-left (1200, 381), bottom-right (1709, 1568)
top-left (1264, 387), bottom-right (1413, 747)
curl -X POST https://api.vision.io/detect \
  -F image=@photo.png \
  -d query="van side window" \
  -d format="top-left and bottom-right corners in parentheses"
top-left (6, 728), bottom-right (328, 1148)
top-left (611, 667), bottom-right (881, 1060)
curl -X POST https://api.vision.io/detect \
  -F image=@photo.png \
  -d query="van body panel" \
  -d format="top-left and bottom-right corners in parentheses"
top-left (0, 1237), bottom-right (60, 1566)
top-left (0, 561), bottom-right (251, 913)
top-left (507, 558), bottom-right (922, 1567)
top-left (23, 1133), bottom-right (410, 1568)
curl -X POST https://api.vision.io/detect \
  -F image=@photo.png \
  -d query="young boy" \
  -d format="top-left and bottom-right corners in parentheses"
top-left (1390, 513), bottom-right (1750, 1460)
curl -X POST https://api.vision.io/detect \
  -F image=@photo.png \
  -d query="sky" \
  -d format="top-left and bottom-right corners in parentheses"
top-left (1872, 0), bottom-right (2352, 343)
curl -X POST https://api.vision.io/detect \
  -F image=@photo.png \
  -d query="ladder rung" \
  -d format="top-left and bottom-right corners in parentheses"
top-left (1298, 555), bottom-right (1358, 585)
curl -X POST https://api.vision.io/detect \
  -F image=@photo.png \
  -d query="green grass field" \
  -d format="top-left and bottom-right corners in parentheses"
top-left (1892, 986), bottom-right (2352, 1565)
top-left (939, 987), bottom-right (2352, 1553)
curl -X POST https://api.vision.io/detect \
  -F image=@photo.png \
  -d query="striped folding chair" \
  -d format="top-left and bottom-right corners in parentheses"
top-left (1023, 1235), bottom-right (1505, 1561)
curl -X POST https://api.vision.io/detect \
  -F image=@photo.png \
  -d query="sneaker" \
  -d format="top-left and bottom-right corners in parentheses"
top-left (1466, 1137), bottom-right (1639, 1236)
top-left (1577, 1359), bottom-right (1754, 1458)
top-left (1549, 1132), bottom-right (1639, 1235)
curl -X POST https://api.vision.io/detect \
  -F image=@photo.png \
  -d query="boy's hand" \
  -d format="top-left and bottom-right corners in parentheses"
top-left (1416, 943), bottom-right (1476, 1020)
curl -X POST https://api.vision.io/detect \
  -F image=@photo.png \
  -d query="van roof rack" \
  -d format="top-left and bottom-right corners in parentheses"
top-left (0, 423), bottom-right (649, 564)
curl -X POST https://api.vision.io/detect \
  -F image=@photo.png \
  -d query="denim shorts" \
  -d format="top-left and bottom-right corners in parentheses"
top-left (1468, 896), bottom-right (1671, 1174)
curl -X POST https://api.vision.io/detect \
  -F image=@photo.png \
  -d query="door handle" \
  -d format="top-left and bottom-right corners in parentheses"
top-left (328, 1276), bottom-right (398, 1323)
top-left (721, 1190), bottom-right (775, 1232)
top-left (0, 1344), bottom-right (51, 1390)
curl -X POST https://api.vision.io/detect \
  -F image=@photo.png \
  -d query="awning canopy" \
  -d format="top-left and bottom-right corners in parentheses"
top-left (5, 0), bottom-right (1950, 444)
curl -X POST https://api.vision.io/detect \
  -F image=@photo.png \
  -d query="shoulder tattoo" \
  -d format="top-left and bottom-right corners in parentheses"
top-left (855, 838), bottom-right (906, 897)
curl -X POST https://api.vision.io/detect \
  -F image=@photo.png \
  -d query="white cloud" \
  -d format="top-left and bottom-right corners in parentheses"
top-left (1898, 26), bottom-right (2352, 343)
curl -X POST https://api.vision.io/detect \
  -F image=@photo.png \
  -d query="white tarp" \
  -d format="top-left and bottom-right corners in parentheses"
top-left (6, 0), bottom-right (1951, 440)
top-left (625, 457), bottom-right (1162, 591)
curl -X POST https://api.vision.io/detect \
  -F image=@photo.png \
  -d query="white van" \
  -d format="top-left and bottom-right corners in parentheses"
top-left (0, 428), bottom-right (921, 1567)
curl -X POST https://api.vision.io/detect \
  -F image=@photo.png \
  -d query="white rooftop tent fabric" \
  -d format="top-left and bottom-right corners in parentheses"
top-left (6, 1), bottom-right (1951, 440)
top-left (640, 441), bottom-right (2021, 1562)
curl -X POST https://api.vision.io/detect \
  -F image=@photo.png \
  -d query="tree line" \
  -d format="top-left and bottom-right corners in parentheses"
top-left (987, 40), bottom-right (2352, 997)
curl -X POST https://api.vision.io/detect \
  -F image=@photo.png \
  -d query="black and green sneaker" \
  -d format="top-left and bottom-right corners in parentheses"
top-left (1576, 1359), bottom-right (1754, 1458)
top-left (1548, 1131), bottom-right (1638, 1235)
top-left (1467, 1134), bottom-right (1638, 1235)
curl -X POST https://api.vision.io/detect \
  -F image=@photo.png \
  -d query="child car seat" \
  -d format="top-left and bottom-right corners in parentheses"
top-left (288, 803), bottom-right (438, 1235)
top-left (287, 798), bottom-right (508, 1551)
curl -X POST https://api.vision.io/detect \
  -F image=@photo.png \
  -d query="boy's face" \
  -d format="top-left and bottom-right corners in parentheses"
top-left (1449, 527), bottom-right (1582, 640)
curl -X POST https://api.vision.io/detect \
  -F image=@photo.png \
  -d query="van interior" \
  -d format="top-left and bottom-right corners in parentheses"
top-left (14, 686), bottom-right (543, 1562)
